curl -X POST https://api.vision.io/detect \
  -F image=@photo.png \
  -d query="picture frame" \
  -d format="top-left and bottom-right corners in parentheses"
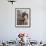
top-left (15, 8), bottom-right (31, 28)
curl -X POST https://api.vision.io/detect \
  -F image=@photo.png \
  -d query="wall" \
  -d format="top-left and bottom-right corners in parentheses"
top-left (0, 0), bottom-right (46, 42)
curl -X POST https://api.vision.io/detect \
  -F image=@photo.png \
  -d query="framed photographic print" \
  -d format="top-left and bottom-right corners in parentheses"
top-left (15, 8), bottom-right (31, 28)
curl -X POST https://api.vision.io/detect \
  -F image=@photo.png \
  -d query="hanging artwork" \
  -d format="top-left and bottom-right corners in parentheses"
top-left (15, 8), bottom-right (31, 28)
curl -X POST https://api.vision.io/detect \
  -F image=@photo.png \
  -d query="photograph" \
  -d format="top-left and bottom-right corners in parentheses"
top-left (15, 8), bottom-right (31, 28)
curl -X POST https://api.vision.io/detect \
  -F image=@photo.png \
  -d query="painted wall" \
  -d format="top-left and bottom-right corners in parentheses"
top-left (0, 0), bottom-right (46, 42)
